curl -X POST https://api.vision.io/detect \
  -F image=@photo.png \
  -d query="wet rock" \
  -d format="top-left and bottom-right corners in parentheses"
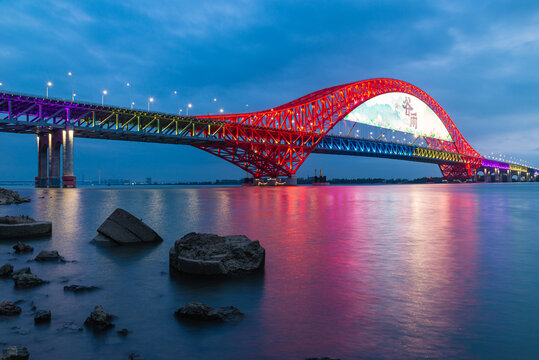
top-left (0, 344), bottom-right (29, 360)
top-left (34, 250), bottom-right (64, 262)
top-left (117, 328), bottom-right (129, 336)
top-left (11, 268), bottom-right (31, 278)
top-left (174, 302), bottom-right (244, 322)
top-left (56, 322), bottom-right (83, 333)
top-left (0, 216), bottom-right (51, 239)
top-left (92, 208), bottom-right (162, 246)
top-left (12, 273), bottom-right (48, 288)
top-left (34, 310), bottom-right (51, 324)
top-left (169, 232), bottom-right (265, 276)
top-left (84, 305), bottom-right (115, 331)
top-left (0, 264), bottom-right (13, 277)
top-left (0, 187), bottom-right (31, 205)
top-left (128, 353), bottom-right (144, 360)
top-left (63, 285), bottom-right (100, 293)
top-left (12, 242), bottom-right (33, 254)
top-left (0, 301), bottom-right (22, 316)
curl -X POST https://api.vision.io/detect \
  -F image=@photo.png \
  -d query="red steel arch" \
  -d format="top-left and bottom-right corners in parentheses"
top-left (195, 79), bottom-right (483, 179)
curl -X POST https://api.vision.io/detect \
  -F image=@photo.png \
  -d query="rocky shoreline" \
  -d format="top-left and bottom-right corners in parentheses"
top-left (0, 207), bottom-right (337, 359)
top-left (0, 188), bottom-right (30, 206)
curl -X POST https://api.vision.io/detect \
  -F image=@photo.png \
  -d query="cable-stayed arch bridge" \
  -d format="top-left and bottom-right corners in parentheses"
top-left (0, 78), bottom-right (536, 187)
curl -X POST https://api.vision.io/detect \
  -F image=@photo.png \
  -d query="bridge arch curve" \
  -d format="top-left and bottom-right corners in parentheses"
top-left (196, 79), bottom-right (483, 179)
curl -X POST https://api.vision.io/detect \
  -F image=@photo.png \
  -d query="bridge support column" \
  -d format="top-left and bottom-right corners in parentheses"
top-left (48, 132), bottom-right (63, 188)
top-left (35, 134), bottom-right (49, 188)
top-left (284, 174), bottom-right (297, 186)
top-left (62, 129), bottom-right (76, 188)
top-left (495, 168), bottom-right (500, 182)
top-left (473, 170), bottom-right (478, 183)
top-left (484, 168), bottom-right (490, 183)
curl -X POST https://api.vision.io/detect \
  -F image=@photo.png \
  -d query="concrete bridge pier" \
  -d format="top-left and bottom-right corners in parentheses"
top-left (285, 174), bottom-right (297, 186)
top-left (35, 133), bottom-right (49, 187)
top-left (494, 168), bottom-right (500, 182)
top-left (48, 132), bottom-right (63, 188)
top-left (35, 130), bottom-right (76, 188)
top-left (484, 168), bottom-right (490, 183)
top-left (62, 129), bottom-right (76, 188)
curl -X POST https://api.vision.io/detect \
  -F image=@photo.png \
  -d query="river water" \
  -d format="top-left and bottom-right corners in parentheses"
top-left (0, 184), bottom-right (538, 359)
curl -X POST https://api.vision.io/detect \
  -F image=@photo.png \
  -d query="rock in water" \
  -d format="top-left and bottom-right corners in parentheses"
top-left (12, 273), bottom-right (48, 288)
top-left (12, 242), bottom-right (33, 254)
top-left (0, 264), bottom-right (13, 277)
top-left (0, 301), bottom-right (22, 316)
top-left (64, 285), bottom-right (100, 293)
top-left (0, 187), bottom-right (30, 205)
top-left (0, 216), bottom-right (51, 239)
top-left (174, 302), bottom-right (244, 322)
top-left (0, 344), bottom-right (29, 360)
top-left (84, 305), bottom-right (115, 331)
top-left (34, 310), bottom-right (51, 324)
top-left (11, 268), bottom-right (31, 278)
top-left (34, 250), bottom-right (64, 262)
top-left (169, 232), bottom-right (265, 276)
top-left (92, 208), bottom-right (162, 246)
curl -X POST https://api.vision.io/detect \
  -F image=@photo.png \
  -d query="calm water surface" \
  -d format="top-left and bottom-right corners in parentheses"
top-left (0, 184), bottom-right (538, 359)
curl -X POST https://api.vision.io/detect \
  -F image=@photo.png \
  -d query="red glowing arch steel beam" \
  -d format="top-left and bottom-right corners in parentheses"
top-left (195, 79), bottom-right (483, 178)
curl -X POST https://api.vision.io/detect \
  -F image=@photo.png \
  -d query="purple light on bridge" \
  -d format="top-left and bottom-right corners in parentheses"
top-left (481, 159), bottom-right (509, 170)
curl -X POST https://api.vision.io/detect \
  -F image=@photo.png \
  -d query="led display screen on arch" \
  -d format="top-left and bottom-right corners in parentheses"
top-left (344, 92), bottom-right (454, 142)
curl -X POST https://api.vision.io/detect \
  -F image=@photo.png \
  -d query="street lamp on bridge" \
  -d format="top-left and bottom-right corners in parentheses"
top-left (148, 97), bottom-right (154, 111)
top-left (131, 101), bottom-right (135, 110)
top-left (187, 103), bottom-right (192, 115)
top-left (68, 72), bottom-right (74, 101)
top-left (46, 82), bottom-right (53, 98)
top-left (102, 90), bottom-right (108, 106)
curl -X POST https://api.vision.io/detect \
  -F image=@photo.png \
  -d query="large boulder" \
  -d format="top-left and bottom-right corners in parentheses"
top-left (174, 302), bottom-right (243, 322)
top-left (0, 216), bottom-right (51, 239)
top-left (92, 208), bottom-right (162, 246)
top-left (169, 232), bottom-right (265, 276)
top-left (0, 187), bottom-right (30, 205)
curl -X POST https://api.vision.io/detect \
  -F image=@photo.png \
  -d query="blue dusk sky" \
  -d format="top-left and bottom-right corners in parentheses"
top-left (1, 1), bottom-right (538, 181)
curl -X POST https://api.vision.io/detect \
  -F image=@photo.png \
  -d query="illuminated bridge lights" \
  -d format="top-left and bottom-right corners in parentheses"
top-left (509, 164), bottom-right (528, 172)
top-left (1, 78), bottom-right (538, 181)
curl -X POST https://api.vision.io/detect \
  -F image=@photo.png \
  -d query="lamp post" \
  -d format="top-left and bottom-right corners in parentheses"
top-left (46, 82), bottom-right (53, 98)
top-left (212, 98), bottom-right (217, 114)
top-left (187, 103), bottom-right (192, 115)
top-left (148, 97), bottom-right (154, 111)
top-left (102, 90), bottom-right (107, 106)
top-left (219, 108), bottom-right (224, 114)
top-left (68, 72), bottom-right (74, 101)
top-left (126, 82), bottom-right (132, 107)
